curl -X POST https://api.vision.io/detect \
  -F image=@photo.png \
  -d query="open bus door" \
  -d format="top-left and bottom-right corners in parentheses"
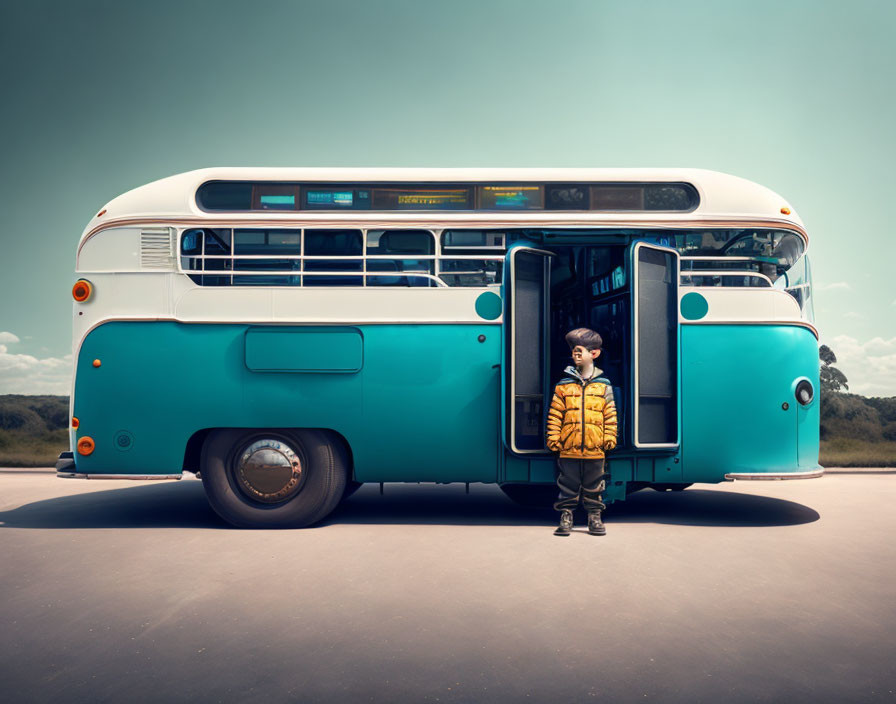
top-left (629, 241), bottom-right (680, 449)
top-left (504, 247), bottom-right (554, 454)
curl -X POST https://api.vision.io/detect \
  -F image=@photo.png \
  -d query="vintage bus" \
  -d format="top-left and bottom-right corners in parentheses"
top-left (57, 168), bottom-right (822, 527)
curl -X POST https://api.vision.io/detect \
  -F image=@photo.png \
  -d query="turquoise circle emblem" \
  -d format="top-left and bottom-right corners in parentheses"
top-left (680, 291), bottom-right (709, 320)
top-left (474, 291), bottom-right (502, 320)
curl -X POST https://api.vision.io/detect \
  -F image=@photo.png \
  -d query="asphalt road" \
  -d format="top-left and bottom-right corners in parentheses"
top-left (1, 471), bottom-right (894, 703)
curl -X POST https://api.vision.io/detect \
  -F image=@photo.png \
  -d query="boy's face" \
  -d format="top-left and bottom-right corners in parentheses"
top-left (571, 345), bottom-right (600, 368)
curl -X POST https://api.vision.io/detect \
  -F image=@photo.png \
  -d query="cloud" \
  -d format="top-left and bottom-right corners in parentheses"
top-left (826, 335), bottom-right (896, 397)
top-left (817, 282), bottom-right (851, 292)
top-left (0, 334), bottom-right (72, 395)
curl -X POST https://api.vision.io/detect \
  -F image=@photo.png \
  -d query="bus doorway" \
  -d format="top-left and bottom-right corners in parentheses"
top-left (504, 239), bottom-right (680, 459)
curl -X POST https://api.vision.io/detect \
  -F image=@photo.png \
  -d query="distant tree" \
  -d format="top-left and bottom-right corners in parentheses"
top-left (819, 345), bottom-right (848, 393)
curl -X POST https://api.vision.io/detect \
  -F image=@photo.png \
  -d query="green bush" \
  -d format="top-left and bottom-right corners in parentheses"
top-left (820, 391), bottom-right (884, 442)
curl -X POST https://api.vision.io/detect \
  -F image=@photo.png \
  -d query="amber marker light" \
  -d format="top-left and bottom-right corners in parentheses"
top-left (77, 437), bottom-right (95, 456)
top-left (72, 279), bottom-right (93, 302)
top-left (780, 207), bottom-right (791, 215)
top-left (72, 416), bottom-right (79, 429)
top-left (92, 359), bottom-right (101, 368)
top-left (97, 209), bottom-right (106, 217)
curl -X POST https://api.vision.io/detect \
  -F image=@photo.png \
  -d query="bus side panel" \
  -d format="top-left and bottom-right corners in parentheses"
top-left (680, 324), bottom-right (820, 482)
top-left (72, 321), bottom-right (500, 482)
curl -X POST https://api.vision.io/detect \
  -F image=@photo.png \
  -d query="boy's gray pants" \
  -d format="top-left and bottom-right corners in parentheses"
top-left (553, 457), bottom-right (607, 512)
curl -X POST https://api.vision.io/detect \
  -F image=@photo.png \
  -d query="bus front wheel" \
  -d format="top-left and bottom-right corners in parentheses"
top-left (200, 428), bottom-right (348, 528)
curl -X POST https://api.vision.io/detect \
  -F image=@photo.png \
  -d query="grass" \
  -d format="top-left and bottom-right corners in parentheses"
top-left (820, 438), bottom-right (896, 468)
top-left (0, 429), bottom-right (69, 467)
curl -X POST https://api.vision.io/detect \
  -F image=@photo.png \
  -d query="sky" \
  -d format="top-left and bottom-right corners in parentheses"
top-left (0, 0), bottom-right (894, 396)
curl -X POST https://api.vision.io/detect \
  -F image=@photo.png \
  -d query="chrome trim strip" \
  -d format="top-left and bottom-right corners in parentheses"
top-left (57, 472), bottom-right (183, 480)
top-left (680, 319), bottom-right (819, 339)
top-left (724, 469), bottom-right (824, 480)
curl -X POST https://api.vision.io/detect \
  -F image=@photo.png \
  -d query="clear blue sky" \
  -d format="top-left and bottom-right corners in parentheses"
top-left (0, 0), bottom-right (893, 394)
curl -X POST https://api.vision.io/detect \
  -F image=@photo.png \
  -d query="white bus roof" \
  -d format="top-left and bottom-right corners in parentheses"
top-left (83, 167), bottom-right (806, 241)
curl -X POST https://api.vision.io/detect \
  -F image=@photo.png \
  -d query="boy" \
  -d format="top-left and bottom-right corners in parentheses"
top-left (545, 328), bottom-right (617, 536)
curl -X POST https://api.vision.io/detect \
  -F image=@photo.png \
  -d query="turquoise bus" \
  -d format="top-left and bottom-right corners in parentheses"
top-left (57, 168), bottom-right (822, 527)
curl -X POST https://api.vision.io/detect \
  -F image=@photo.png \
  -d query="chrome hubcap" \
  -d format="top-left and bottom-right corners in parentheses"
top-left (234, 438), bottom-right (303, 503)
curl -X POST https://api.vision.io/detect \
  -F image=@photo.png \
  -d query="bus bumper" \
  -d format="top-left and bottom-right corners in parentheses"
top-left (724, 469), bottom-right (824, 480)
top-left (55, 451), bottom-right (182, 480)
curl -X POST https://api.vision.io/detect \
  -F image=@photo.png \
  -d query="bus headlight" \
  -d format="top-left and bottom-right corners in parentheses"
top-left (795, 380), bottom-right (814, 406)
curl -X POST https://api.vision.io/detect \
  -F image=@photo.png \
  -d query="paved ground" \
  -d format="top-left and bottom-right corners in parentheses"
top-left (1, 471), bottom-right (895, 703)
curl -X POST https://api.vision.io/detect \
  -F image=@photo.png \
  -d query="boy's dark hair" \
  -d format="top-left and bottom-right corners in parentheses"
top-left (565, 327), bottom-right (602, 351)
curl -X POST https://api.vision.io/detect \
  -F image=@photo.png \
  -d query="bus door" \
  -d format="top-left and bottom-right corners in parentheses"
top-left (629, 241), bottom-right (680, 449)
top-left (504, 247), bottom-right (554, 454)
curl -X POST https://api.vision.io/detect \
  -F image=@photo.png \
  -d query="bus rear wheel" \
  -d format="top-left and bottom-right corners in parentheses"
top-left (200, 428), bottom-right (347, 528)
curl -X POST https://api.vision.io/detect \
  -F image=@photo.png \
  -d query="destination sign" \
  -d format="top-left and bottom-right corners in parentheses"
top-left (480, 186), bottom-right (543, 210)
top-left (371, 188), bottom-right (471, 210)
top-left (304, 189), bottom-right (371, 209)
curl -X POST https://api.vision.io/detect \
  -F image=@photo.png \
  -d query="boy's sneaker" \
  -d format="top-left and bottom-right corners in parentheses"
top-left (587, 511), bottom-right (606, 536)
top-left (554, 509), bottom-right (573, 536)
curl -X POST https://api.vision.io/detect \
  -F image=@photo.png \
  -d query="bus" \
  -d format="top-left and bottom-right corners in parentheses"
top-left (56, 168), bottom-right (822, 527)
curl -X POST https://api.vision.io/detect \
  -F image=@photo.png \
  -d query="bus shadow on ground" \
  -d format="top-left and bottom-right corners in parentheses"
top-left (0, 481), bottom-right (221, 530)
top-left (331, 484), bottom-right (820, 528)
top-left (0, 481), bottom-right (819, 530)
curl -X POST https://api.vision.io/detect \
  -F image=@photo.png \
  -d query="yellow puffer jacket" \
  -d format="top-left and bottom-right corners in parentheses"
top-left (546, 367), bottom-right (618, 458)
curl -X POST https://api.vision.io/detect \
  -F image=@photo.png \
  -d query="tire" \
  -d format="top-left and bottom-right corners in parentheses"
top-left (500, 484), bottom-right (557, 508)
top-left (200, 428), bottom-right (348, 528)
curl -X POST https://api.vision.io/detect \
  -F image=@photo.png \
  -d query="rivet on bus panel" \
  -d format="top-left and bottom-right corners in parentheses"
top-left (72, 417), bottom-right (79, 429)
top-left (77, 437), bottom-right (95, 456)
top-left (780, 207), bottom-right (791, 215)
top-left (72, 279), bottom-right (93, 302)
top-left (93, 359), bottom-right (101, 368)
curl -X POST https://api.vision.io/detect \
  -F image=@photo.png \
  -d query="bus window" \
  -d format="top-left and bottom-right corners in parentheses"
top-left (438, 259), bottom-right (502, 287)
top-left (180, 228), bottom-right (233, 286)
top-left (367, 230), bottom-right (436, 287)
top-left (303, 229), bottom-right (363, 287)
top-left (439, 230), bottom-right (505, 287)
top-left (233, 229), bottom-right (301, 286)
top-left (441, 230), bottom-right (505, 251)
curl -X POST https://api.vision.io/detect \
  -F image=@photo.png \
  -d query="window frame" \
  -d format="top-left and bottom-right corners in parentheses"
top-left (177, 227), bottom-right (506, 289)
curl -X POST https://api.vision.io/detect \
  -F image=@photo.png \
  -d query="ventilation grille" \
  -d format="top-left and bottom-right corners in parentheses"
top-left (140, 228), bottom-right (174, 269)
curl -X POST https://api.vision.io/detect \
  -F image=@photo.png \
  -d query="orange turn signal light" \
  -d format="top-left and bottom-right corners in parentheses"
top-left (72, 279), bottom-right (93, 302)
top-left (92, 359), bottom-right (101, 368)
top-left (96, 209), bottom-right (106, 218)
top-left (780, 207), bottom-right (791, 215)
top-left (72, 416), bottom-right (79, 429)
top-left (77, 436), bottom-right (95, 456)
